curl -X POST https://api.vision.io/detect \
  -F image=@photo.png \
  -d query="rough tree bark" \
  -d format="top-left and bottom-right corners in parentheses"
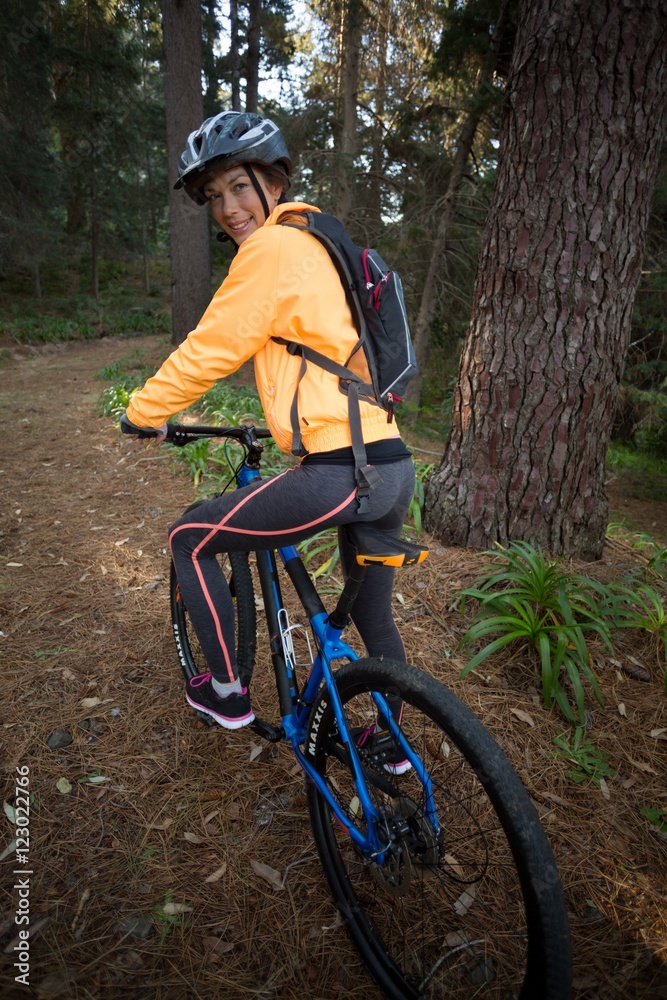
top-left (366, 8), bottom-right (388, 235)
top-left (424, 0), bottom-right (667, 560)
top-left (334, 0), bottom-right (362, 225)
top-left (405, 1), bottom-right (509, 407)
top-left (229, 0), bottom-right (242, 111)
top-left (161, 0), bottom-right (211, 345)
top-left (245, 0), bottom-right (261, 113)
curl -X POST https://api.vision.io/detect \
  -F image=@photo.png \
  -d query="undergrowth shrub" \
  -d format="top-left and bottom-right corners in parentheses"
top-left (97, 352), bottom-right (158, 417)
top-left (3, 315), bottom-right (97, 343)
top-left (613, 583), bottom-right (667, 693)
top-left (2, 308), bottom-right (169, 344)
top-left (458, 541), bottom-right (616, 724)
top-left (458, 539), bottom-right (667, 723)
top-left (551, 728), bottom-right (616, 786)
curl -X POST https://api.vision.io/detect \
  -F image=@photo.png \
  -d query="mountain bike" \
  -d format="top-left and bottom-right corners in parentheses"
top-left (121, 417), bottom-right (573, 999)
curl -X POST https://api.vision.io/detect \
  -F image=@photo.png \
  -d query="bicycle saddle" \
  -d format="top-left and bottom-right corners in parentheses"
top-left (342, 523), bottom-right (429, 567)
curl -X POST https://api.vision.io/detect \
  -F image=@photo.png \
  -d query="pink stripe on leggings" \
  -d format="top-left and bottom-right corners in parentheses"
top-left (169, 470), bottom-right (357, 682)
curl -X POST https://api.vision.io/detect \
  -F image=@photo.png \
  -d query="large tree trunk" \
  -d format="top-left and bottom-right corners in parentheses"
top-left (334, 0), bottom-right (362, 225)
top-left (229, 0), bottom-right (242, 111)
top-left (245, 0), bottom-right (261, 113)
top-left (405, 2), bottom-right (509, 407)
top-left (90, 184), bottom-right (100, 300)
top-left (202, 0), bottom-right (220, 116)
top-left (424, 0), bottom-right (667, 560)
top-left (162, 0), bottom-right (211, 345)
top-left (366, 8), bottom-right (388, 235)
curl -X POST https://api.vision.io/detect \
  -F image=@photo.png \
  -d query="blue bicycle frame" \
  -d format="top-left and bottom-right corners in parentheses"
top-left (236, 461), bottom-right (439, 858)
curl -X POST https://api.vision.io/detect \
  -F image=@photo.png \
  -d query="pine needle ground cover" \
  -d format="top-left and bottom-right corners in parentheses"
top-left (0, 336), bottom-right (665, 999)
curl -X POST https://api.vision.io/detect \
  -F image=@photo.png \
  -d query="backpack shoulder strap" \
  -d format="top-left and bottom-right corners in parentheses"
top-left (279, 213), bottom-right (367, 361)
top-left (275, 212), bottom-right (382, 511)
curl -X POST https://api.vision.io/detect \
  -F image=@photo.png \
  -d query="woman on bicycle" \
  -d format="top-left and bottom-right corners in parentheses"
top-left (123, 111), bottom-right (415, 732)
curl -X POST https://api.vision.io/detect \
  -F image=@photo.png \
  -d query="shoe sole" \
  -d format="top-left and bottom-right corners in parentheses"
top-left (185, 693), bottom-right (255, 730)
top-left (384, 760), bottom-right (412, 775)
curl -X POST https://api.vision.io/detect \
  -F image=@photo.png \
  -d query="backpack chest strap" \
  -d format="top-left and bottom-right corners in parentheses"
top-left (271, 337), bottom-right (383, 511)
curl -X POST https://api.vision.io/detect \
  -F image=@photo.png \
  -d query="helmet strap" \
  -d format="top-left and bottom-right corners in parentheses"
top-left (244, 163), bottom-right (271, 223)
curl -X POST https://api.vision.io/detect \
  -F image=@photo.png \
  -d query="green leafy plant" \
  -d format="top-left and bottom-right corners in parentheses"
top-left (612, 583), bottom-right (667, 692)
top-left (297, 529), bottom-right (340, 579)
top-left (97, 351), bottom-right (161, 417)
top-left (1, 306), bottom-right (169, 345)
top-left (552, 727), bottom-right (616, 785)
top-left (640, 806), bottom-right (667, 834)
top-left (198, 381), bottom-right (266, 426)
top-left (96, 348), bottom-right (152, 382)
top-left (647, 548), bottom-right (667, 586)
top-left (605, 521), bottom-right (662, 553)
top-left (99, 377), bottom-right (146, 417)
top-left (171, 439), bottom-right (215, 489)
top-left (606, 443), bottom-right (667, 502)
top-left (34, 646), bottom-right (73, 659)
top-left (458, 541), bottom-right (616, 723)
top-left (2, 315), bottom-right (97, 343)
top-left (152, 889), bottom-right (187, 946)
top-left (405, 460), bottom-right (434, 535)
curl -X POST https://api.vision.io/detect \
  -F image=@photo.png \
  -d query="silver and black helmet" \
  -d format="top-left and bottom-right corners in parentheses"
top-left (175, 111), bottom-right (292, 205)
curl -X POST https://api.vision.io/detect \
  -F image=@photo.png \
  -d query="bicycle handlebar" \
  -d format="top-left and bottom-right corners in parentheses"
top-left (119, 413), bottom-right (272, 448)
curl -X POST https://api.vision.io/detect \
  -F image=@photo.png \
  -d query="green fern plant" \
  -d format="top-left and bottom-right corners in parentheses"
top-left (458, 540), bottom-right (616, 723)
top-left (552, 728), bottom-right (616, 785)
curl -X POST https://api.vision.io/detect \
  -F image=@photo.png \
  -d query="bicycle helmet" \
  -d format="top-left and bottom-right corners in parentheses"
top-left (175, 111), bottom-right (292, 205)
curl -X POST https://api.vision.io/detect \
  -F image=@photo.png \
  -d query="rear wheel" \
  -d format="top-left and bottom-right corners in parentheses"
top-left (306, 658), bottom-right (572, 1000)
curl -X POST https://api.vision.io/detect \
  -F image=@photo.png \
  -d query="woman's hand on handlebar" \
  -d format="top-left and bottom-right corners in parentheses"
top-left (120, 413), bottom-right (168, 444)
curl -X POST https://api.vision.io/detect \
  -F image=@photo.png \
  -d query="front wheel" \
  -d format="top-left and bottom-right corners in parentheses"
top-left (170, 550), bottom-right (257, 689)
top-left (306, 658), bottom-right (572, 1000)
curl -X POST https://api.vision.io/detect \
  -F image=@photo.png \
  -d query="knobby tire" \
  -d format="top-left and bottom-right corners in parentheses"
top-left (306, 658), bottom-right (572, 1000)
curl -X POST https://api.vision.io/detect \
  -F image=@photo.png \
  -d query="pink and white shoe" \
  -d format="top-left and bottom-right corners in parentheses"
top-left (186, 673), bottom-right (255, 730)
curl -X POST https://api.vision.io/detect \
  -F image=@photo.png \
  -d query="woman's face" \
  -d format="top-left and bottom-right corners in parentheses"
top-left (203, 166), bottom-right (283, 245)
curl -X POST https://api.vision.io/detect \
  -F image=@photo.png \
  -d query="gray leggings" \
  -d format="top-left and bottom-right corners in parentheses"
top-left (169, 458), bottom-right (415, 683)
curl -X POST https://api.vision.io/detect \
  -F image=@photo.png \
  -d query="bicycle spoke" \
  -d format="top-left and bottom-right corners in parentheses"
top-left (307, 658), bottom-right (571, 999)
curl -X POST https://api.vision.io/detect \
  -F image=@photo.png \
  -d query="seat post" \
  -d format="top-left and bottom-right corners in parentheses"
top-left (328, 562), bottom-right (368, 631)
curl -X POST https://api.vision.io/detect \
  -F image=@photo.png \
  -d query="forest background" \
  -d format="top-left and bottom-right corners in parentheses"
top-left (1, 4), bottom-right (667, 995)
top-left (0, 0), bottom-right (665, 556)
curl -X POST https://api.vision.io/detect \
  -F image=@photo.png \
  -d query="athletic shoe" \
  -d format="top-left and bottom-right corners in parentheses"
top-left (185, 672), bottom-right (255, 730)
top-left (353, 724), bottom-right (412, 776)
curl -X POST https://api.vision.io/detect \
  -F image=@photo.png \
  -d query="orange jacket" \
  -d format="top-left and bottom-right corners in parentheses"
top-left (125, 202), bottom-right (401, 455)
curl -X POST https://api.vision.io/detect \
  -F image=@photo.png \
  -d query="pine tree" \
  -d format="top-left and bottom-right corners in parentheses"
top-left (424, 0), bottom-right (667, 559)
top-left (161, 0), bottom-right (211, 343)
top-left (0, 0), bottom-right (56, 296)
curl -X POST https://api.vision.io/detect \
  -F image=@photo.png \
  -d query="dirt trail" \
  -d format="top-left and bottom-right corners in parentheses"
top-left (0, 336), bottom-right (666, 999)
top-left (0, 336), bottom-right (387, 999)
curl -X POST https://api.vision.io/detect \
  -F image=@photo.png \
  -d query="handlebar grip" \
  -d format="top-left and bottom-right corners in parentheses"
top-left (120, 413), bottom-right (161, 438)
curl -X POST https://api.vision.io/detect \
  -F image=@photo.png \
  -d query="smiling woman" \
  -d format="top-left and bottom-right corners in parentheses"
top-left (121, 108), bottom-right (414, 732)
top-left (203, 166), bottom-right (284, 246)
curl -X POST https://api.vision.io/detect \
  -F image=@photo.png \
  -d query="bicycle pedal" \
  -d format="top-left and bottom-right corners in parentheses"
top-left (250, 716), bottom-right (284, 742)
top-left (364, 730), bottom-right (396, 760)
